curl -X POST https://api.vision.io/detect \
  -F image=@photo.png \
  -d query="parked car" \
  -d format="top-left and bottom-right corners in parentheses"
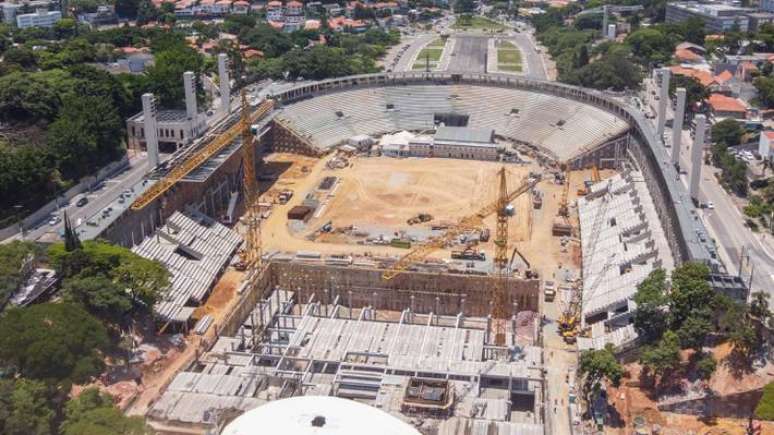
top-left (76, 197), bottom-right (89, 207)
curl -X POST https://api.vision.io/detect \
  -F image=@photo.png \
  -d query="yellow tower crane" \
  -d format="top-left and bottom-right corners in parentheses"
top-left (237, 89), bottom-right (261, 270)
top-left (381, 168), bottom-right (536, 346)
top-left (491, 167), bottom-right (511, 346)
top-left (130, 97), bottom-right (274, 211)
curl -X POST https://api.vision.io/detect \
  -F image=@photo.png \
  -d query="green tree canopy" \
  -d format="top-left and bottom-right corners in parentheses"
top-left (711, 118), bottom-right (745, 147)
top-left (640, 330), bottom-right (681, 379)
top-left (579, 344), bottom-right (624, 392)
top-left (61, 388), bottom-right (147, 435)
top-left (756, 381), bottom-right (774, 420)
top-left (633, 268), bottom-right (669, 342)
top-left (0, 303), bottom-right (109, 385)
top-left (62, 275), bottom-right (133, 325)
top-left (50, 240), bottom-right (169, 311)
top-left (0, 378), bottom-right (55, 435)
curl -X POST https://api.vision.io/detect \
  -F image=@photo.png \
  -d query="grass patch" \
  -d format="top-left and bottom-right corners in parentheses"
top-left (452, 15), bottom-right (506, 31)
top-left (497, 49), bottom-right (521, 64)
top-left (498, 63), bottom-right (522, 72)
top-left (412, 62), bottom-right (435, 70)
top-left (416, 48), bottom-right (443, 62)
top-left (499, 41), bottom-right (516, 49)
top-left (428, 38), bottom-right (446, 47)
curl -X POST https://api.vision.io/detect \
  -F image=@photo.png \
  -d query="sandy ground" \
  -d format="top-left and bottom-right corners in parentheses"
top-left (256, 154), bottom-right (600, 278)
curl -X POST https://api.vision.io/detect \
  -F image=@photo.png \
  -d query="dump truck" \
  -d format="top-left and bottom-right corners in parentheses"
top-left (407, 213), bottom-right (433, 225)
top-left (451, 248), bottom-right (486, 261)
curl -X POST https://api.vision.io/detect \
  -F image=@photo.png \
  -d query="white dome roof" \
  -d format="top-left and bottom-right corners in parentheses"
top-left (222, 396), bottom-right (421, 435)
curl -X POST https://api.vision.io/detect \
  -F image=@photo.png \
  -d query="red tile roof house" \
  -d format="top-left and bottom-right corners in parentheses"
top-left (708, 93), bottom-right (749, 120)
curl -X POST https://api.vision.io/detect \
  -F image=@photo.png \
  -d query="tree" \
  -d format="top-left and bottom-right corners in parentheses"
top-left (676, 314), bottom-right (712, 350)
top-left (640, 330), bottom-right (681, 379)
top-left (0, 303), bottom-right (109, 385)
top-left (62, 275), bottom-right (133, 325)
top-left (454, 0), bottom-right (476, 14)
top-left (576, 44), bottom-right (589, 68)
top-left (669, 75), bottom-right (709, 113)
top-left (633, 269), bottom-right (669, 342)
top-left (63, 212), bottom-right (81, 252)
top-left (755, 381), bottom-right (774, 420)
top-left (0, 241), bottom-right (39, 306)
top-left (668, 262), bottom-right (713, 327)
top-left (711, 118), bottom-right (745, 147)
top-left (693, 352), bottom-right (717, 380)
top-left (46, 94), bottom-right (124, 180)
top-left (61, 388), bottom-right (147, 435)
top-left (625, 28), bottom-right (674, 65)
top-left (565, 44), bottom-right (642, 91)
top-left (750, 291), bottom-right (771, 320)
top-left (0, 379), bottom-right (55, 435)
top-left (728, 318), bottom-right (759, 360)
top-left (755, 76), bottom-right (774, 108)
top-left (144, 44), bottom-right (203, 108)
top-left (49, 240), bottom-right (169, 311)
top-left (579, 344), bottom-right (624, 392)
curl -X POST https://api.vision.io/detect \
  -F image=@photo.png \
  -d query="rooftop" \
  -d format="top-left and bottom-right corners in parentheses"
top-left (434, 126), bottom-right (494, 144)
top-left (708, 93), bottom-right (748, 113)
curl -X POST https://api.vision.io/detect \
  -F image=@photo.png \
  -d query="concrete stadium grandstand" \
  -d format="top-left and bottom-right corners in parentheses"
top-left (260, 72), bottom-right (716, 266)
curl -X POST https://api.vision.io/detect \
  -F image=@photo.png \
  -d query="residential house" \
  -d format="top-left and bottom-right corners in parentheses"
top-left (708, 93), bottom-right (748, 120)
top-left (758, 130), bottom-right (774, 158)
top-left (232, 0), bottom-right (250, 14)
top-left (266, 0), bottom-right (283, 21)
top-left (213, 0), bottom-right (232, 15)
top-left (322, 2), bottom-right (343, 16)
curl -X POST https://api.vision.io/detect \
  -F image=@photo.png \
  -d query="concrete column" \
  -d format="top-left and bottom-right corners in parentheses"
top-left (218, 53), bottom-right (230, 114)
top-left (657, 68), bottom-right (670, 139)
top-left (690, 114), bottom-right (706, 203)
top-left (184, 71), bottom-right (197, 120)
top-left (602, 6), bottom-right (608, 35)
top-left (141, 93), bottom-right (159, 168)
top-left (607, 24), bottom-right (616, 40)
top-left (672, 87), bottom-right (687, 167)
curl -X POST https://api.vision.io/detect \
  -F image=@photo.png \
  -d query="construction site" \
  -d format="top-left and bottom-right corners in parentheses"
top-left (83, 72), bottom-right (743, 434)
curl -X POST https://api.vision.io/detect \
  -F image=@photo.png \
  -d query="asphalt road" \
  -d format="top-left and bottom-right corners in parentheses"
top-left (23, 156), bottom-right (151, 243)
top-left (448, 35), bottom-right (488, 73)
top-left (641, 78), bottom-right (774, 296)
top-left (509, 32), bottom-right (548, 80)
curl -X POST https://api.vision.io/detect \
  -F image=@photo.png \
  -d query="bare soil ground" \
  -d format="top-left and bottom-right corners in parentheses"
top-left (257, 154), bottom-right (602, 279)
top-left (605, 344), bottom-right (774, 435)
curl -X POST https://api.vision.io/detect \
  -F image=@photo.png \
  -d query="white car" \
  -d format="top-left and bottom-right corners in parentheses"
top-left (706, 201), bottom-right (715, 209)
top-left (48, 216), bottom-right (61, 226)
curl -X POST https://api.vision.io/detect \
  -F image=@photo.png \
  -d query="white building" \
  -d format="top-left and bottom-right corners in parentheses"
top-left (16, 8), bottom-right (61, 29)
top-left (759, 130), bottom-right (774, 159)
top-left (266, 0), bottom-right (283, 21)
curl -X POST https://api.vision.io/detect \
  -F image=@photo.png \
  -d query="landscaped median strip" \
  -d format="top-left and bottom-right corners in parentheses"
top-left (497, 40), bottom-right (522, 73)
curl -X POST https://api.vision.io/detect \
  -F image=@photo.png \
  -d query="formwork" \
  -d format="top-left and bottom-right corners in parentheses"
top-left (264, 261), bottom-right (540, 317)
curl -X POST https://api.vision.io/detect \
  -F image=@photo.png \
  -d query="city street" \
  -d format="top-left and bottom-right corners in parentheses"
top-left (22, 155), bottom-right (151, 243)
top-left (642, 77), bottom-right (774, 297)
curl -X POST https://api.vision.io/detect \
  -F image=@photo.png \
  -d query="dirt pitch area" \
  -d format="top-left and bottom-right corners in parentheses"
top-left (320, 157), bottom-right (522, 228)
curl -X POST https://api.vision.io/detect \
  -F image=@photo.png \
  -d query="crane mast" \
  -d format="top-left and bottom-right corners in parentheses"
top-left (492, 167), bottom-right (509, 346)
top-left (238, 90), bottom-right (261, 270)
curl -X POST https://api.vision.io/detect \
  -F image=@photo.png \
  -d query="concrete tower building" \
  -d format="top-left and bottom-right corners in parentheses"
top-left (672, 87), bottom-right (687, 167)
top-left (657, 68), bottom-right (671, 139)
top-left (690, 114), bottom-right (706, 203)
top-left (141, 93), bottom-right (160, 168)
top-left (218, 53), bottom-right (230, 114)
